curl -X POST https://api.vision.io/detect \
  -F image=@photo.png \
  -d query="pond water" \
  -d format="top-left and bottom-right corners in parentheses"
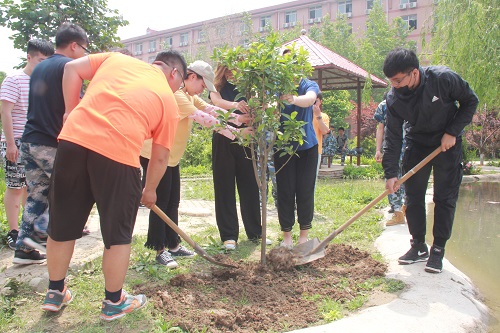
top-left (426, 181), bottom-right (500, 332)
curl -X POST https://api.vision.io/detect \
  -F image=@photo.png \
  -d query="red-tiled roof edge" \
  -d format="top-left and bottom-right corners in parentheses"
top-left (284, 35), bottom-right (387, 87)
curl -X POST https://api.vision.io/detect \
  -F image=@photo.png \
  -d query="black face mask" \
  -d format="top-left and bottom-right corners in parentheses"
top-left (394, 85), bottom-right (413, 96)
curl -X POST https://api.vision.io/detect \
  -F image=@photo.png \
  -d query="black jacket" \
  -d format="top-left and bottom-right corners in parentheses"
top-left (383, 66), bottom-right (478, 179)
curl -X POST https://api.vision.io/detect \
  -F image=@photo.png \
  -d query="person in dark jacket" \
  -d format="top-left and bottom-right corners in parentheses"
top-left (382, 48), bottom-right (478, 274)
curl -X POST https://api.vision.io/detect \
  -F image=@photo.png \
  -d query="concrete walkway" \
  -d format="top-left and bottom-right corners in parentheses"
top-left (290, 174), bottom-right (500, 333)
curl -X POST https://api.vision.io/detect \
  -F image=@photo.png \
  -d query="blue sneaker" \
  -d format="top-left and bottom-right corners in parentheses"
top-left (100, 291), bottom-right (147, 321)
top-left (42, 287), bottom-right (73, 312)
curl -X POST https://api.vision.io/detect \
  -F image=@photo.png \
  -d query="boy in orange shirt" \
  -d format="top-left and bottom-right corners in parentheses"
top-left (43, 50), bottom-right (186, 321)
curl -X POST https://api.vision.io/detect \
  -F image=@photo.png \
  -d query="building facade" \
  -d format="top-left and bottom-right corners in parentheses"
top-left (121, 0), bottom-right (433, 63)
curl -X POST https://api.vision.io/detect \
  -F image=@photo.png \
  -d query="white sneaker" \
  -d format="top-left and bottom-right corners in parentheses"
top-left (223, 240), bottom-right (236, 250)
top-left (265, 238), bottom-right (272, 245)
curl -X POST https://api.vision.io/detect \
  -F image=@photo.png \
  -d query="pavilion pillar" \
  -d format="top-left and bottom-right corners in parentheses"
top-left (356, 79), bottom-right (361, 166)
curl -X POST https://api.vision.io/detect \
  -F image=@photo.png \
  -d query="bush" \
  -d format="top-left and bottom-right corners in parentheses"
top-left (342, 157), bottom-right (384, 180)
top-left (180, 125), bottom-right (213, 171)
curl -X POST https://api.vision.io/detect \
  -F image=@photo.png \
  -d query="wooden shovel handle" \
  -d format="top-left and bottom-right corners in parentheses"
top-left (311, 146), bottom-right (442, 253)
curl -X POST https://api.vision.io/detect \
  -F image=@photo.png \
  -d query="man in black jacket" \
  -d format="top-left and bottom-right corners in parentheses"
top-left (382, 48), bottom-right (478, 273)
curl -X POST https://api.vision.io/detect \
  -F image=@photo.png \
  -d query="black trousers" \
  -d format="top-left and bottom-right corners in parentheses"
top-left (402, 139), bottom-right (463, 247)
top-left (212, 133), bottom-right (262, 242)
top-left (140, 157), bottom-right (181, 250)
top-left (274, 145), bottom-right (318, 232)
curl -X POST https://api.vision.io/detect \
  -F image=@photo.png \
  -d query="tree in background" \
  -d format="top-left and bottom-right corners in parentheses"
top-left (465, 107), bottom-right (500, 163)
top-left (0, 71), bottom-right (5, 84)
top-left (0, 0), bottom-right (128, 59)
top-left (321, 90), bottom-right (353, 130)
top-left (423, 0), bottom-right (500, 162)
top-left (214, 32), bottom-right (312, 264)
top-left (422, 0), bottom-right (499, 109)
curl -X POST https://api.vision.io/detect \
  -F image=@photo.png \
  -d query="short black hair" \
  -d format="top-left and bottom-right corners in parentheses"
top-left (338, 127), bottom-right (345, 131)
top-left (27, 39), bottom-right (54, 57)
top-left (383, 48), bottom-right (419, 78)
top-left (155, 50), bottom-right (187, 78)
top-left (55, 22), bottom-right (89, 48)
top-left (317, 91), bottom-right (323, 101)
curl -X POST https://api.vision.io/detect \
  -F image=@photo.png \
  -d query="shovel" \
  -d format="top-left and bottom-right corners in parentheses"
top-left (151, 205), bottom-right (238, 268)
top-left (293, 146), bottom-right (442, 266)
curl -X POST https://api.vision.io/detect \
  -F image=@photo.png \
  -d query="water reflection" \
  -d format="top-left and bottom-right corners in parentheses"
top-left (427, 182), bottom-right (500, 332)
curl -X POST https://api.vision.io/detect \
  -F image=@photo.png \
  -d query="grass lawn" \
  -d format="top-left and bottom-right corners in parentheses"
top-left (0, 176), bottom-right (402, 332)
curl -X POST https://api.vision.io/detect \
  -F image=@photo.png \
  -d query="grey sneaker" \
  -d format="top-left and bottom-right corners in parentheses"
top-left (425, 245), bottom-right (445, 273)
top-left (13, 249), bottom-right (46, 265)
top-left (398, 240), bottom-right (429, 265)
top-left (42, 287), bottom-right (73, 312)
top-left (169, 245), bottom-right (196, 258)
top-left (155, 250), bottom-right (178, 268)
top-left (100, 291), bottom-right (147, 321)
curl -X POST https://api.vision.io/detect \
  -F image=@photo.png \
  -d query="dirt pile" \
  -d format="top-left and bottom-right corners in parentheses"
top-left (135, 243), bottom-right (387, 332)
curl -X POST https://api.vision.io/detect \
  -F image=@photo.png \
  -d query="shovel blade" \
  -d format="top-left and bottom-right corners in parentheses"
top-left (291, 238), bottom-right (326, 266)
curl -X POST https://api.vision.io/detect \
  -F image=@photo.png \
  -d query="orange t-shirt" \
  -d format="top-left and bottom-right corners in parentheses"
top-left (59, 53), bottom-right (179, 167)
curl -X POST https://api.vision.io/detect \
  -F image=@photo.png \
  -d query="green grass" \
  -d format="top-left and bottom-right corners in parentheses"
top-left (0, 174), bottom-right (400, 332)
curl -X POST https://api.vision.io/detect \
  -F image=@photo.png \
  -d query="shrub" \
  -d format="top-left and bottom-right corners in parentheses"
top-left (342, 157), bottom-right (384, 180)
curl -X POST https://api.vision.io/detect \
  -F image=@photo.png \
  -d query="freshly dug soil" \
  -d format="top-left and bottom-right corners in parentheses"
top-left (135, 243), bottom-right (386, 333)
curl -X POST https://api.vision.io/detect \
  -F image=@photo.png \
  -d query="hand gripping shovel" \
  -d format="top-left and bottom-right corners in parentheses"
top-left (151, 205), bottom-right (238, 268)
top-left (293, 146), bottom-right (442, 266)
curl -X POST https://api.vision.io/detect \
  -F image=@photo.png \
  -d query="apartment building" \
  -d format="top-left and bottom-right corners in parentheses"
top-left (121, 0), bottom-right (433, 63)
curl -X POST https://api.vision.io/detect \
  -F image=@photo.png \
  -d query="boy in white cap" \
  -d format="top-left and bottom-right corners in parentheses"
top-left (140, 60), bottom-right (253, 268)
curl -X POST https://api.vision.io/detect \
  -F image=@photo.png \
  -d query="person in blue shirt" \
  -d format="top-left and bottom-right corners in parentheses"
top-left (275, 61), bottom-right (319, 248)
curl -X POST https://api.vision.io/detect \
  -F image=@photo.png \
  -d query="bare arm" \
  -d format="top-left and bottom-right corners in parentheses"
top-left (209, 91), bottom-right (249, 113)
top-left (62, 56), bottom-right (93, 122)
top-left (141, 143), bottom-right (170, 208)
top-left (375, 123), bottom-right (385, 163)
top-left (280, 90), bottom-right (317, 108)
top-left (0, 101), bottom-right (18, 162)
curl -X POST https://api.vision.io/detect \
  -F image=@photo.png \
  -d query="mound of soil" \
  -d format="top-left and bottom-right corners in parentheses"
top-left (135, 244), bottom-right (386, 333)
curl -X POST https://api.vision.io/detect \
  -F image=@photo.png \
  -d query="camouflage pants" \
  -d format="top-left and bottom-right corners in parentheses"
top-left (388, 164), bottom-right (405, 211)
top-left (16, 143), bottom-right (56, 250)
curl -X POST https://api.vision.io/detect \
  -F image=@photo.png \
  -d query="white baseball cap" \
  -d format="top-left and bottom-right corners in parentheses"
top-left (187, 60), bottom-right (217, 92)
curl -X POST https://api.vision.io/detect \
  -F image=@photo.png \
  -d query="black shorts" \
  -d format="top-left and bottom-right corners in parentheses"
top-left (48, 140), bottom-right (142, 249)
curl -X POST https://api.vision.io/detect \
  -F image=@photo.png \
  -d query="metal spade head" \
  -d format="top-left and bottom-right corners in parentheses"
top-left (291, 238), bottom-right (326, 265)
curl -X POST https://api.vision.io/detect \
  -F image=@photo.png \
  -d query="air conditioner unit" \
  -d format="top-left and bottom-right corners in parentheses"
top-left (135, 51), bottom-right (142, 55)
top-left (399, 3), bottom-right (407, 9)
top-left (259, 27), bottom-right (265, 32)
top-left (409, 2), bottom-right (417, 8)
top-left (283, 23), bottom-right (289, 28)
top-left (308, 18), bottom-right (314, 24)
top-left (197, 38), bottom-right (203, 43)
top-left (346, 12), bottom-right (352, 18)
top-left (290, 21), bottom-right (296, 27)
top-left (314, 17), bottom-right (322, 23)
top-left (366, 9), bottom-right (371, 14)
top-left (148, 48), bottom-right (155, 53)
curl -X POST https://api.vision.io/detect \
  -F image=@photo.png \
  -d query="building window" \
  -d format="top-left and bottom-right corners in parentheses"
top-left (163, 36), bottom-right (172, 48)
top-left (400, 0), bottom-right (417, 9)
top-left (217, 26), bottom-right (226, 37)
top-left (338, 1), bottom-right (353, 16)
top-left (309, 6), bottom-right (322, 23)
top-left (179, 33), bottom-right (189, 47)
top-left (284, 11), bottom-right (297, 28)
top-left (197, 30), bottom-right (206, 43)
top-left (238, 23), bottom-right (249, 36)
top-left (148, 40), bottom-right (156, 53)
top-left (402, 14), bottom-right (417, 30)
top-left (366, 0), bottom-right (381, 11)
top-left (134, 43), bottom-right (143, 56)
top-left (259, 16), bottom-right (271, 32)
